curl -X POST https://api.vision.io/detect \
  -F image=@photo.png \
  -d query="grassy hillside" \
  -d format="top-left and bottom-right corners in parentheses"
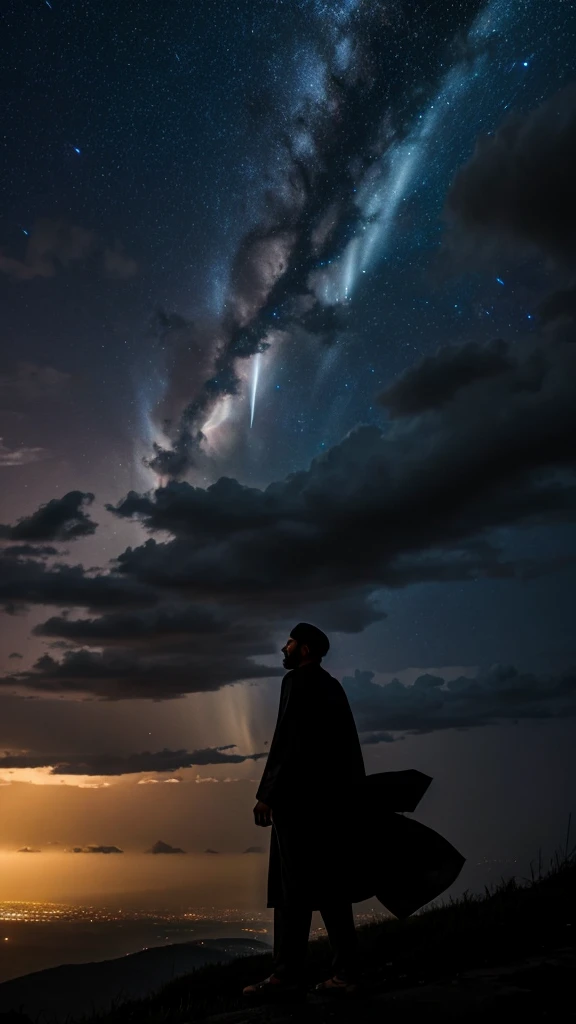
top-left (7, 852), bottom-right (575, 1024)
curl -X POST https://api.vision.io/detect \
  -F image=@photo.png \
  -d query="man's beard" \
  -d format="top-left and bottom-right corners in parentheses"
top-left (282, 648), bottom-right (301, 670)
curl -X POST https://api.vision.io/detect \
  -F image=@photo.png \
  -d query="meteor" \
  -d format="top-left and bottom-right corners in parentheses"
top-left (250, 353), bottom-right (261, 428)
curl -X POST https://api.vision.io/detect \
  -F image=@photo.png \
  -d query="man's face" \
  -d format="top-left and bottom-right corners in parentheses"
top-left (281, 636), bottom-right (302, 670)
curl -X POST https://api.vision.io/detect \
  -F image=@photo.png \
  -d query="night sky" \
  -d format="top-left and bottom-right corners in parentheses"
top-left (1, 0), bottom-right (575, 898)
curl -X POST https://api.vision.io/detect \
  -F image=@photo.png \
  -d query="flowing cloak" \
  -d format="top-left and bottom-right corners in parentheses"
top-left (256, 663), bottom-right (465, 916)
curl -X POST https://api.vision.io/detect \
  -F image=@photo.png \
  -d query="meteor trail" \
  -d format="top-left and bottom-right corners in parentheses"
top-left (250, 353), bottom-right (261, 428)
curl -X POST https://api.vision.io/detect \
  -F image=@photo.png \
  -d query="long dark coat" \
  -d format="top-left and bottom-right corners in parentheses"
top-left (256, 663), bottom-right (465, 916)
top-left (256, 662), bottom-right (366, 909)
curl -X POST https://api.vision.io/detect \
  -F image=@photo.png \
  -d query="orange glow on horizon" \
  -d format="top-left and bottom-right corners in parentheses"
top-left (0, 767), bottom-right (112, 788)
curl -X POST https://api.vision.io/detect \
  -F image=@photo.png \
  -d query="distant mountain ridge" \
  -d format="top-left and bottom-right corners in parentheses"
top-left (147, 840), bottom-right (186, 854)
top-left (0, 937), bottom-right (271, 1022)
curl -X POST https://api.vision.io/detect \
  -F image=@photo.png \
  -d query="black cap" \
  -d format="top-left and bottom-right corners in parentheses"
top-left (289, 622), bottom-right (330, 658)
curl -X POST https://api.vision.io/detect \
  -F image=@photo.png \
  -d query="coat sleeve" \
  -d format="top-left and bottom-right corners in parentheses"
top-left (255, 676), bottom-right (312, 807)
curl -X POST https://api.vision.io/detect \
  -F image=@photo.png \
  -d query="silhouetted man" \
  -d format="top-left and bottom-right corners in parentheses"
top-left (243, 623), bottom-right (366, 998)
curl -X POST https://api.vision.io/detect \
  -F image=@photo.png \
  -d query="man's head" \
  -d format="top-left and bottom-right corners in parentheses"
top-left (281, 622), bottom-right (330, 670)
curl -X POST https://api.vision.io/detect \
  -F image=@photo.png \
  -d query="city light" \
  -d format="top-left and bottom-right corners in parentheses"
top-left (0, 900), bottom-right (383, 928)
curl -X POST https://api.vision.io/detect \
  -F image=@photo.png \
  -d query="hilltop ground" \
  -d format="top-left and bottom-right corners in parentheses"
top-left (3, 855), bottom-right (574, 1024)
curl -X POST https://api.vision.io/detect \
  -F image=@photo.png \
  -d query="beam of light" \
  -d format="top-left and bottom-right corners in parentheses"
top-left (201, 684), bottom-right (262, 759)
top-left (250, 353), bottom-right (261, 428)
top-left (202, 396), bottom-right (231, 434)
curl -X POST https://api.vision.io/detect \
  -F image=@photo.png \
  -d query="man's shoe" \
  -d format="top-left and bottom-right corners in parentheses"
top-left (242, 973), bottom-right (306, 1000)
top-left (314, 974), bottom-right (358, 995)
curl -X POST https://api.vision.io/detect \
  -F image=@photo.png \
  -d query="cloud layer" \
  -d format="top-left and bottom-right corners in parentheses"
top-left (445, 84), bottom-right (576, 267)
top-left (0, 745), bottom-right (266, 776)
top-left (0, 491), bottom-right (97, 543)
top-left (2, 326), bottom-right (575, 701)
top-left (111, 334), bottom-right (576, 601)
top-left (343, 664), bottom-right (576, 740)
top-left (72, 845), bottom-right (123, 854)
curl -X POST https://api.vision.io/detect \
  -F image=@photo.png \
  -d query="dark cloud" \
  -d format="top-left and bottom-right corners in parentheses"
top-left (0, 491), bottom-right (97, 543)
top-left (72, 845), bottom-right (123, 854)
top-left (0, 566), bottom-right (282, 699)
top-left (445, 84), bottom-right (576, 266)
top-left (109, 334), bottom-right (576, 611)
top-left (380, 339), bottom-right (514, 417)
top-left (32, 603), bottom-right (276, 655)
top-left (8, 652), bottom-right (22, 659)
top-left (18, 602), bottom-right (282, 699)
top-left (0, 645), bottom-right (279, 700)
top-left (1, 327), bottom-right (575, 701)
top-left (147, 840), bottom-right (186, 854)
top-left (341, 664), bottom-right (576, 739)
top-left (243, 846), bottom-right (264, 854)
top-left (108, 477), bottom-right (281, 541)
top-left (0, 219), bottom-right (138, 281)
top-left (0, 745), bottom-right (266, 775)
top-left (539, 285), bottom-right (576, 329)
top-left (2, 545), bottom-right (59, 558)
top-left (0, 555), bottom-right (159, 614)
top-left (29, 577), bottom-right (383, 647)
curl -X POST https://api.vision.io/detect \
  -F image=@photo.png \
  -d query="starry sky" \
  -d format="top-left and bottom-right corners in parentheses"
top-left (0, 0), bottom-right (576, 901)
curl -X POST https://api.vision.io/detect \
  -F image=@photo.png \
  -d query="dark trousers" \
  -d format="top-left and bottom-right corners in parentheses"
top-left (272, 899), bottom-right (359, 981)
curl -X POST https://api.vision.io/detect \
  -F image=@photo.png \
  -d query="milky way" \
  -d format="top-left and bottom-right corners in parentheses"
top-left (140, 0), bottom-right (566, 484)
top-left (141, 0), bottom-right (500, 478)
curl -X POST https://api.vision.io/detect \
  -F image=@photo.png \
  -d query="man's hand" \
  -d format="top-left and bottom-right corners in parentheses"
top-left (253, 800), bottom-right (272, 827)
